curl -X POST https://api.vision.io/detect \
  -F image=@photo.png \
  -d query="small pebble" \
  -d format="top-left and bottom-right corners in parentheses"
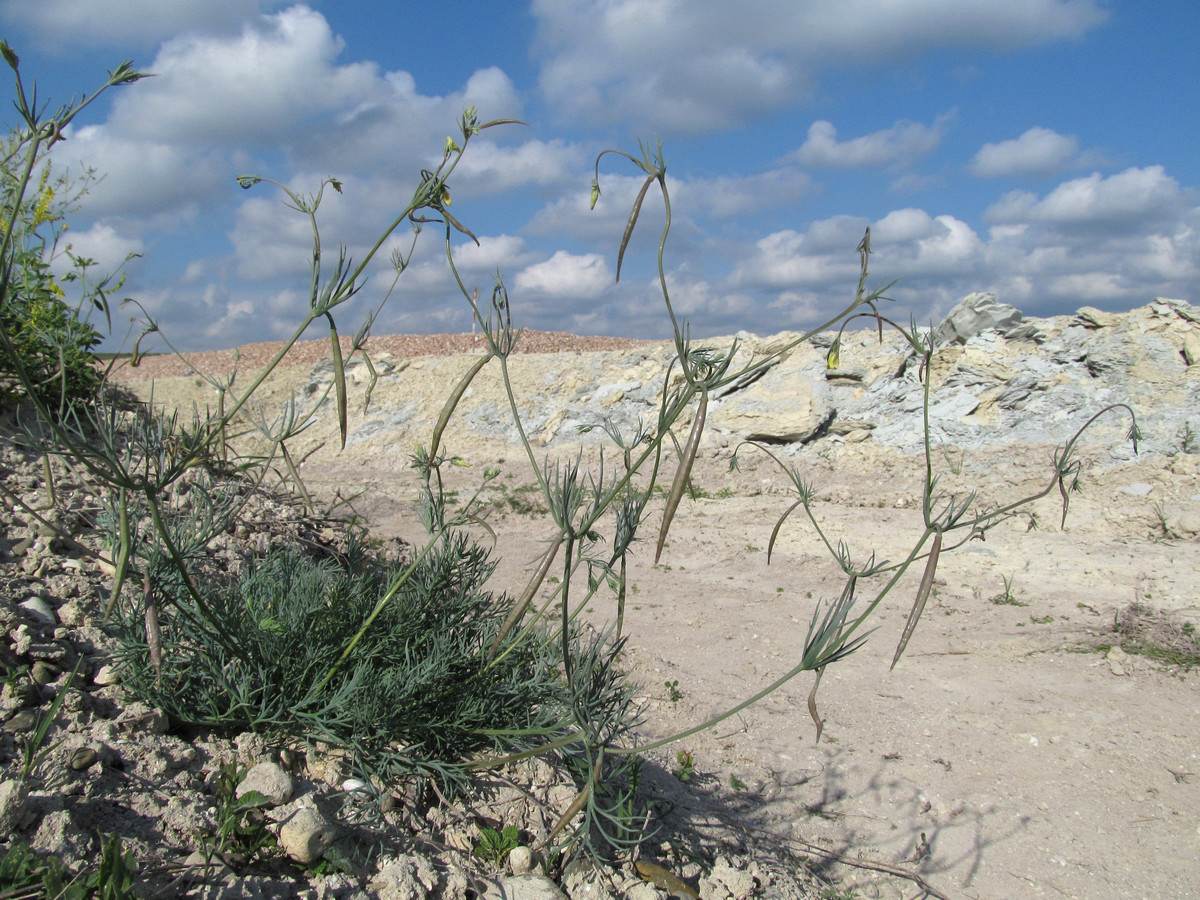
top-left (237, 761), bottom-right (294, 807)
top-left (278, 806), bottom-right (338, 865)
top-left (0, 780), bottom-right (28, 833)
top-left (3, 709), bottom-right (38, 733)
top-left (12, 681), bottom-right (41, 708)
top-left (509, 845), bottom-right (535, 875)
top-left (69, 747), bottom-right (99, 772)
top-left (19, 597), bottom-right (56, 627)
top-left (93, 665), bottom-right (120, 687)
top-left (31, 661), bottom-right (58, 685)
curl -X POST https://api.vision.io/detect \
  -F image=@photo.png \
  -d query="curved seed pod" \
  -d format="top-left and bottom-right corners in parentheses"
top-left (616, 174), bottom-right (654, 283)
top-left (537, 752), bottom-right (600, 851)
top-left (767, 498), bottom-right (804, 564)
top-left (892, 529), bottom-right (942, 670)
top-left (143, 576), bottom-right (162, 687)
top-left (326, 314), bottom-right (348, 450)
top-left (488, 535), bottom-right (563, 660)
top-left (807, 668), bottom-right (826, 742)
top-left (635, 861), bottom-right (699, 900)
top-left (430, 353), bottom-right (492, 464)
top-left (655, 387), bottom-right (707, 563)
top-left (103, 489), bottom-right (132, 620)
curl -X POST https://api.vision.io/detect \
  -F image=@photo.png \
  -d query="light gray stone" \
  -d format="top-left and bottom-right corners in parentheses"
top-left (509, 845), bottom-right (535, 875)
top-left (0, 779), bottom-right (28, 834)
top-left (237, 761), bottom-right (293, 807)
top-left (369, 854), bottom-right (440, 900)
top-left (19, 597), bottom-right (56, 627)
top-left (278, 805), bottom-right (338, 864)
top-left (1076, 306), bottom-right (1117, 328)
top-left (1182, 332), bottom-right (1200, 366)
top-left (481, 874), bottom-right (569, 900)
top-left (699, 857), bottom-right (762, 900)
top-left (710, 352), bottom-right (831, 443)
top-left (935, 293), bottom-right (1023, 346)
top-left (1118, 483), bottom-right (1154, 496)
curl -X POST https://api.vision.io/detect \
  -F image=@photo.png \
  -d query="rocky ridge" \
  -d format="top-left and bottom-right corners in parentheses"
top-left (136, 294), bottom-right (1196, 473)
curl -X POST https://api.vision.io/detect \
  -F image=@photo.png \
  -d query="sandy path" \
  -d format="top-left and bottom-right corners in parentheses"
top-left (302, 442), bottom-right (1200, 900)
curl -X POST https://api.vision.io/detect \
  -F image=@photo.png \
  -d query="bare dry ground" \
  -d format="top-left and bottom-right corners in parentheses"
top-left (117, 333), bottom-right (1200, 900)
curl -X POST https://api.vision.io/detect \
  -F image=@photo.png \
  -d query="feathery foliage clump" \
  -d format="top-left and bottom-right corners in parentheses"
top-left (111, 537), bottom-right (574, 789)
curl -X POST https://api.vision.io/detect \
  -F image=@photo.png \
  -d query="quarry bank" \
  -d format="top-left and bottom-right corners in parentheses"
top-left (279, 292), bottom-right (1199, 464)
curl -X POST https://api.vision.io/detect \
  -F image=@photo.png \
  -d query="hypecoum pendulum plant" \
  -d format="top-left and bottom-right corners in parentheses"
top-left (0, 45), bottom-right (1138, 866)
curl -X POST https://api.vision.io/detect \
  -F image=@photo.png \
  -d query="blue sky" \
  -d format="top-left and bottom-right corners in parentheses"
top-left (2, 1), bottom-right (1197, 351)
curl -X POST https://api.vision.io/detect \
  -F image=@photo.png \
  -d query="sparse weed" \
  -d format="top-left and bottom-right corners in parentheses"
top-left (1180, 422), bottom-right (1196, 454)
top-left (989, 575), bottom-right (1027, 607)
top-left (1151, 501), bottom-right (1176, 541)
top-left (665, 679), bottom-right (682, 702)
top-left (0, 832), bottom-right (137, 900)
top-left (671, 750), bottom-right (695, 783)
top-left (1111, 602), bottom-right (1199, 670)
top-left (18, 659), bottom-right (80, 783)
top-left (474, 825), bottom-right (520, 868)
top-left (939, 443), bottom-right (965, 475)
top-left (209, 760), bottom-right (276, 867)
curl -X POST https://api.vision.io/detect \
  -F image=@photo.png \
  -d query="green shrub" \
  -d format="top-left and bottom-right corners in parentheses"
top-left (0, 164), bottom-right (107, 413)
top-left (0, 108), bottom-right (134, 416)
top-left (110, 537), bottom-right (577, 789)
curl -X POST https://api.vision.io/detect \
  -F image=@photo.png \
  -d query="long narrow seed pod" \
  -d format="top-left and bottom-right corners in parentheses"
top-left (616, 174), bottom-right (654, 283)
top-left (430, 353), bottom-right (491, 464)
top-left (280, 440), bottom-right (314, 514)
top-left (143, 574), bottom-right (162, 688)
top-left (615, 553), bottom-right (628, 640)
top-left (892, 529), bottom-right (942, 670)
top-left (103, 488), bottom-right (132, 620)
top-left (41, 455), bottom-right (55, 507)
top-left (635, 861), bottom-right (700, 900)
top-left (326, 314), bottom-right (348, 450)
top-left (536, 752), bottom-right (601, 852)
top-left (655, 387), bottom-right (707, 563)
top-left (807, 668), bottom-right (826, 742)
top-left (487, 534), bottom-right (562, 660)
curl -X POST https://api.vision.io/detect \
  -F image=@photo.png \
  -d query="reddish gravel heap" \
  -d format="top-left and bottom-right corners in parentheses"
top-left (109, 331), bottom-right (659, 382)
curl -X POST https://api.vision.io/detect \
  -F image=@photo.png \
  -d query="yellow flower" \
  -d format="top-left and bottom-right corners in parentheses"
top-left (826, 339), bottom-right (841, 371)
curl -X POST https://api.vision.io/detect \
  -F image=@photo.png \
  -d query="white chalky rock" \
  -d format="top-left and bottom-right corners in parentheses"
top-left (19, 597), bottom-right (56, 626)
top-left (278, 806), bottom-right (338, 865)
top-left (508, 845), bottom-right (535, 875)
top-left (236, 761), bottom-right (293, 807)
top-left (481, 874), bottom-right (568, 900)
top-left (0, 780), bottom-right (29, 834)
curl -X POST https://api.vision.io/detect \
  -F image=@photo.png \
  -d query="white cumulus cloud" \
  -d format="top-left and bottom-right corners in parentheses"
top-left (970, 127), bottom-right (1081, 176)
top-left (515, 250), bottom-right (612, 299)
top-left (0, 0), bottom-right (273, 47)
top-left (987, 166), bottom-right (1188, 227)
top-left (532, 0), bottom-right (1106, 133)
top-left (794, 115), bottom-right (952, 169)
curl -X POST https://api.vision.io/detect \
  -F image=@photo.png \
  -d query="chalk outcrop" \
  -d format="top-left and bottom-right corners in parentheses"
top-left (259, 297), bottom-right (1199, 464)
